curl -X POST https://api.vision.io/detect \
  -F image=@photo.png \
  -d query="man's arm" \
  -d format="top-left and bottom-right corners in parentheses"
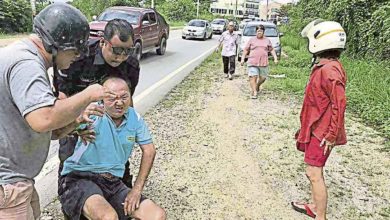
top-left (133, 143), bottom-right (156, 192)
top-left (51, 121), bottom-right (78, 140)
top-left (123, 143), bottom-right (156, 215)
top-left (25, 84), bottom-right (113, 133)
top-left (216, 33), bottom-right (224, 51)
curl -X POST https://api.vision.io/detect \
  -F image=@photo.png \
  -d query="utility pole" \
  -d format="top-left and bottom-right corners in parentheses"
top-left (151, 0), bottom-right (155, 8)
top-left (197, 0), bottom-right (200, 18)
top-left (235, 0), bottom-right (238, 18)
top-left (266, 0), bottom-right (269, 20)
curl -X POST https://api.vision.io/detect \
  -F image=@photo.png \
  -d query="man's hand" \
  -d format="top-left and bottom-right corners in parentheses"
top-left (240, 60), bottom-right (245, 66)
top-left (320, 138), bottom-right (335, 155)
top-left (274, 59), bottom-right (278, 65)
top-left (76, 103), bottom-right (104, 124)
top-left (75, 103), bottom-right (104, 144)
top-left (77, 125), bottom-right (96, 144)
top-left (85, 84), bottom-right (116, 102)
top-left (123, 189), bottom-right (142, 216)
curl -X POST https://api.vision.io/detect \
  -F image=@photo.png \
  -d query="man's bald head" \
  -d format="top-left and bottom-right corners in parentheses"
top-left (103, 77), bottom-right (130, 92)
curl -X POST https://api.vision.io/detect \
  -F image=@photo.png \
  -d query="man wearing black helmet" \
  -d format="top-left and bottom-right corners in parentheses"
top-left (56, 19), bottom-right (140, 189)
top-left (0, 3), bottom-right (115, 219)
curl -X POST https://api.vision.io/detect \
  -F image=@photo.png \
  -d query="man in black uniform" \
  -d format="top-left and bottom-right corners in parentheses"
top-left (57, 19), bottom-right (139, 187)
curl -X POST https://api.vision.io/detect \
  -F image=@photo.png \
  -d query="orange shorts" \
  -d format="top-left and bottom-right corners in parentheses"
top-left (297, 136), bottom-right (331, 167)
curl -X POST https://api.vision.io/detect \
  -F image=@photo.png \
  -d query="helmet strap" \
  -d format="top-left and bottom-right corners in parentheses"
top-left (52, 48), bottom-right (59, 97)
top-left (310, 54), bottom-right (317, 68)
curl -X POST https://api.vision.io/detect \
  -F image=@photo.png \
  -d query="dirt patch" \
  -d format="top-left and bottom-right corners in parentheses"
top-left (42, 55), bottom-right (390, 219)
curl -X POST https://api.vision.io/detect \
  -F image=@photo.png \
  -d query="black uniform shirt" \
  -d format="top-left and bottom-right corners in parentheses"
top-left (58, 39), bottom-right (140, 96)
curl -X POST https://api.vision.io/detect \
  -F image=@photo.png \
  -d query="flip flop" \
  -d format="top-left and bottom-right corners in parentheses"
top-left (291, 201), bottom-right (317, 218)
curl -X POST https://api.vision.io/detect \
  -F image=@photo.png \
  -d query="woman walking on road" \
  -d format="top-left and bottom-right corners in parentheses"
top-left (240, 25), bottom-right (278, 99)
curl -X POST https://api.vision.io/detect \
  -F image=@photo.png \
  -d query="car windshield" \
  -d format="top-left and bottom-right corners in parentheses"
top-left (188, 20), bottom-right (205, 27)
top-left (98, 10), bottom-right (140, 25)
top-left (243, 26), bottom-right (278, 37)
top-left (212, 20), bottom-right (225, 25)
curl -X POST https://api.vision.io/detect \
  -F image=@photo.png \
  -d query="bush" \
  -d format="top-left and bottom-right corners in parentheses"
top-left (0, 0), bottom-right (33, 33)
top-left (287, 0), bottom-right (390, 61)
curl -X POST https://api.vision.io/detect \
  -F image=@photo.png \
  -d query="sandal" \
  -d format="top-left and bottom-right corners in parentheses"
top-left (291, 201), bottom-right (316, 218)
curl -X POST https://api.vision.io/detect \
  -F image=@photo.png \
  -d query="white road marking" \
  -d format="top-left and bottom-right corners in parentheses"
top-left (133, 45), bottom-right (217, 104)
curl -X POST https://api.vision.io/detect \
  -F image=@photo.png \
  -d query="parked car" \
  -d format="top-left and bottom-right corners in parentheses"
top-left (211, 19), bottom-right (228, 34)
top-left (89, 6), bottom-right (170, 60)
top-left (182, 19), bottom-right (213, 40)
top-left (239, 18), bottom-right (252, 30)
top-left (237, 21), bottom-right (283, 61)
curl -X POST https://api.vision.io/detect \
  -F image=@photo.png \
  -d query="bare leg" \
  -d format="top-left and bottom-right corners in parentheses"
top-left (249, 76), bottom-right (258, 96)
top-left (83, 194), bottom-right (118, 220)
top-left (131, 199), bottom-right (166, 220)
top-left (306, 165), bottom-right (327, 220)
top-left (256, 75), bottom-right (266, 92)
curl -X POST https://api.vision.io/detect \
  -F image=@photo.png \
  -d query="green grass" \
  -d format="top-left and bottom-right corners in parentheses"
top-left (167, 20), bottom-right (186, 28)
top-left (0, 32), bottom-right (30, 39)
top-left (266, 25), bottom-right (390, 141)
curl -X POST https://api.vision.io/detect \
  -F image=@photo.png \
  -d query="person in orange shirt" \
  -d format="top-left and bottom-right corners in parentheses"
top-left (291, 20), bottom-right (348, 220)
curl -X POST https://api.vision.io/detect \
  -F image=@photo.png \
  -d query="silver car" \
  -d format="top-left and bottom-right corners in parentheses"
top-left (237, 21), bottom-right (283, 61)
top-left (211, 19), bottom-right (228, 34)
top-left (182, 19), bottom-right (213, 41)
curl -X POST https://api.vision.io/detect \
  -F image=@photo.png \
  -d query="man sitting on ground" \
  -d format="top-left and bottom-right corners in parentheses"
top-left (58, 77), bottom-right (166, 220)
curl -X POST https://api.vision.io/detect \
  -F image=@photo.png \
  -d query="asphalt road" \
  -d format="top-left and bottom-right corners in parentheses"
top-left (34, 29), bottom-right (219, 208)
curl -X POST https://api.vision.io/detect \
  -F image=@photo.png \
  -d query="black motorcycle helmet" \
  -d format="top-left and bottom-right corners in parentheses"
top-left (34, 3), bottom-right (89, 55)
top-left (33, 3), bottom-right (90, 96)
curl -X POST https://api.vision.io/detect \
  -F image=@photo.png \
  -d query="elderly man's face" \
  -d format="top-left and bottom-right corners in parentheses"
top-left (228, 24), bottom-right (235, 32)
top-left (103, 79), bottom-right (132, 119)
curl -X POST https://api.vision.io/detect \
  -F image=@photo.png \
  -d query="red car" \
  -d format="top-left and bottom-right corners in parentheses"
top-left (89, 6), bottom-right (170, 60)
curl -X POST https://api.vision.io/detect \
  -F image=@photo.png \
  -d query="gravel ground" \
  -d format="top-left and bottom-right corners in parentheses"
top-left (42, 54), bottom-right (390, 220)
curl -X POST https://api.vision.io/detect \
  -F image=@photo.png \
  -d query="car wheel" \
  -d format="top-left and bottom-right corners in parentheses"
top-left (208, 32), bottom-right (213, 39)
top-left (134, 42), bottom-right (142, 61)
top-left (156, 36), bottom-right (167, 55)
top-left (182, 36), bottom-right (186, 39)
top-left (202, 33), bottom-right (206, 41)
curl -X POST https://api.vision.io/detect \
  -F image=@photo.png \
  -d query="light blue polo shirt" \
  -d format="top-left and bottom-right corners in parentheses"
top-left (61, 107), bottom-right (152, 177)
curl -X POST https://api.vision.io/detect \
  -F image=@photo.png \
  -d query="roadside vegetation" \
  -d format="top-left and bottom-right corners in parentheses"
top-left (267, 0), bottom-right (390, 144)
top-left (0, 0), bottom-right (219, 37)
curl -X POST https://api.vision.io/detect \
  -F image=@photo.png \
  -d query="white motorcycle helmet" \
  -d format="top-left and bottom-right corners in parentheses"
top-left (301, 19), bottom-right (346, 54)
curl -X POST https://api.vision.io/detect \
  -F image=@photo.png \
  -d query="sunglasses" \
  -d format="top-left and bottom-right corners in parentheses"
top-left (105, 39), bottom-right (135, 56)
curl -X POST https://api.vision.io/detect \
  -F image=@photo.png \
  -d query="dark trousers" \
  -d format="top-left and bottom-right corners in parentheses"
top-left (222, 55), bottom-right (236, 74)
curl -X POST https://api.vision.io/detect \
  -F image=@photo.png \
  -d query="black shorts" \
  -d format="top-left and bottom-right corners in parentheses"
top-left (58, 171), bottom-right (147, 220)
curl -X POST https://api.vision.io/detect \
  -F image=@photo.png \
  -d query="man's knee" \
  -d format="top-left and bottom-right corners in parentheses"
top-left (99, 211), bottom-right (119, 220)
top-left (155, 207), bottom-right (167, 220)
top-left (306, 166), bottom-right (323, 182)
